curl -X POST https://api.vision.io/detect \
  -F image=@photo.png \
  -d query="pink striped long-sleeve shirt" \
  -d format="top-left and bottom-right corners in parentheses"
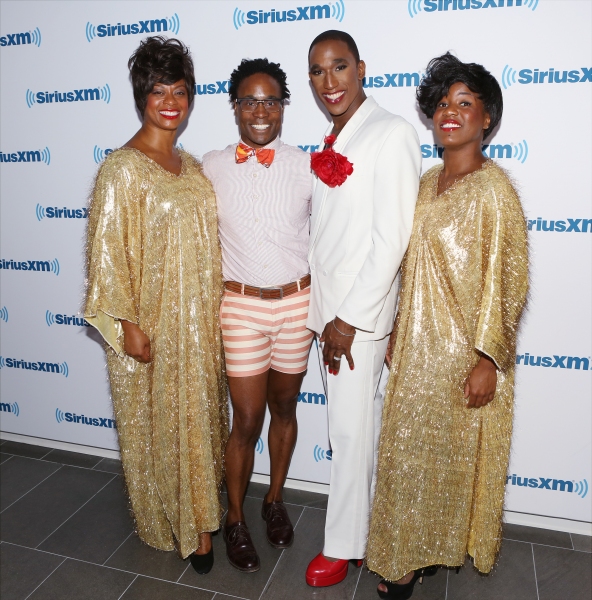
top-left (202, 137), bottom-right (313, 287)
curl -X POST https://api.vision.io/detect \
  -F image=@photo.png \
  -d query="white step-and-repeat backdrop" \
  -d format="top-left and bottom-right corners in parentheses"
top-left (1, 0), bottom-right (590, 528)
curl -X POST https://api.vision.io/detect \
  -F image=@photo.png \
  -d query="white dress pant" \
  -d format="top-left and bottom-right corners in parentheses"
top-left (320, 336), bottom-right (389, 559)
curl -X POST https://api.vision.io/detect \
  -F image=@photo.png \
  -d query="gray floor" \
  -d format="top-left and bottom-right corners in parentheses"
top-left (0, 439), bottom-right (590, 600)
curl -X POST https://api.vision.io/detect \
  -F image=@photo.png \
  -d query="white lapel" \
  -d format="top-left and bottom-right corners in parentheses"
top-left (308, 97), bottom-right (378, 257)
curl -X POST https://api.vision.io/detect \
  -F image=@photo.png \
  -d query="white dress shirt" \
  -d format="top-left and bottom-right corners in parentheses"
top-left (203, 137), bottom-right (313, 287)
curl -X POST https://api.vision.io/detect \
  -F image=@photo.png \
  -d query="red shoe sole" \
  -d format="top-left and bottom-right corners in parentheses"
top-left (306, 563), bottom-right (348, 587)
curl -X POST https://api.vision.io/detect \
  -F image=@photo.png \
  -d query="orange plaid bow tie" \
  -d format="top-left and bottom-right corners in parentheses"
top-left (235, 142), bottom-right (275, 167)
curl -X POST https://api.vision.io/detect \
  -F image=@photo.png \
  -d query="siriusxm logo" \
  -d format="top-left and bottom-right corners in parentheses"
top-left (313, 445), bottom-right (332, 462)
top-left (86, 14), bottom-right (180, 42)
top-left (26, 84), bottom-right (111, 108)
top-left (56, 408), bottom-right (116, 429)
top-left (363, 72), bottom-right (420, 89)
top-left (195, 81), bottom-right (230, 96)
top-left (502, 66), bottom-right (592, 89)
top-left (0, 401), bottom-right (20, 415)
top-left (0, 27), bottom-right (42, 47)
top-left (93, 146), bottom-right (114, 163)
top-left (298, 391), bottom-right (326, 405)
top-left (256, 437), bottom-right (264, 454)
top-left (408, 0), bottom-right (537, 17)
top-left (233, 0), bottom-right (344, 29)
top-left (0, 306), bottom-right (8, 323)
top-left (36, 204), bottom-right (87, 221)
top-left (516, 353), bottom-right (591, 370)
top-left (0, 148), bottom-right (50, 165)
top-left (46, 311), bottom-right (90, 328)
top-left (527, 218), bottom-right (591, 233)
top-left (0, 356), bottom-right (69, 377)
top-left (0, 258), bottom-right (60, 275)
top-left (421, 140), bottom-right (529, 163)
top-left (507, 474), bottom-right (588, 498)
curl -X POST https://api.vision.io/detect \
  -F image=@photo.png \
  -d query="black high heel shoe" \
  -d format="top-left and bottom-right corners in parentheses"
top-left (190, 546), bottom-right (214, 574)
top-left (377, 566), bottom-right (439, 600)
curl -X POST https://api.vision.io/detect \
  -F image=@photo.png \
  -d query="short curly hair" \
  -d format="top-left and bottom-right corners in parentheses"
top-left (128, 36), bottom-right (195, 115)
top-left (417, 52), bottom-right (503, 140)
top-left (228, 58), bottom-right (290, 103)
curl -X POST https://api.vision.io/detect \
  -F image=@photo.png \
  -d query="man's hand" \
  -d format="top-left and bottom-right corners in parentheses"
top-left (121, 320), bottom-right (151, 363)
top-left (464, 355), bottom-right (497, 408)
top-left (320, 316), bottom-right (356, 375)
top-left (384, 330), bottom-right (396, 368)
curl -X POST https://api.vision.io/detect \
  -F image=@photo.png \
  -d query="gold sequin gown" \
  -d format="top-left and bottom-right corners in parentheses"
top-left (85, 148), bottom-right (229, 558)
top-left (367, 160), bottom-right (528, 580)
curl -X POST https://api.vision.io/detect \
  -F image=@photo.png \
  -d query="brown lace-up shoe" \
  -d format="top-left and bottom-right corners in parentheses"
top-left (261, 501), bottom-right (294, 548)
top-left (223, 521), bottom-right (260, 572)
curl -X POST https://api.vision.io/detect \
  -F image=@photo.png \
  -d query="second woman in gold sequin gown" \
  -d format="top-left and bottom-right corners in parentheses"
top-left (367, 54), bottom-right (528, 596)
top-left (85, 38), bottom-right (228, 561)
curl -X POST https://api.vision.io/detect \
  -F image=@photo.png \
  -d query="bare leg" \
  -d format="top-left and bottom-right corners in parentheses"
top-left (195, 532), bottom-right (212, 555)
top-left (225, 372), bottom-right (269, 524)
top-left (264, 369), bottom-right (306, 504)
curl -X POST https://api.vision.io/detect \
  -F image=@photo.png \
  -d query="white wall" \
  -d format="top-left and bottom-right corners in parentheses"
top-left (1, 0), bottom-right (590, 527)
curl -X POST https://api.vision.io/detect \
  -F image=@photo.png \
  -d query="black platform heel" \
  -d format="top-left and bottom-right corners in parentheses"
top-left (190, 546), bottom-right (214, 574)
top-left (377, 566), bottom-right (439, 600)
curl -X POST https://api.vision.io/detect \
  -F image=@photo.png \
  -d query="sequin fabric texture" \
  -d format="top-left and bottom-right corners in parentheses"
top-left (366, 160), bottom-right (528, 580)
top-left (85, 148), bottom-right (229, 558)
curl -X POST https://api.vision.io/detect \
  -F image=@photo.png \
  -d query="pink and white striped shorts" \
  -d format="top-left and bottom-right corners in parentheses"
top-left (220, 287), bottom-right (314, 377)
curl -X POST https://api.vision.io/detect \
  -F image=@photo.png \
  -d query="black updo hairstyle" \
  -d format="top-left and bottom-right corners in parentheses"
top-left (228, 58), bottom-right (290, 103)
top-left (128, 36), bottom-right (195, 115)
top-left (417, 52), bottom-right (503, 140)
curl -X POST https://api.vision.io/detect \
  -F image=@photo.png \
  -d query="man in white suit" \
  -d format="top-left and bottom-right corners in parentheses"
top-left (304, 30), bottom-right (421, 587)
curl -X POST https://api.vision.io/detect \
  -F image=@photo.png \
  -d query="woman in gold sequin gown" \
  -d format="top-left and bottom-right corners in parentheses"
top-left (85, 38), bottom-right (228, 565)
top-left (367, 54), bottom-right (528, 599)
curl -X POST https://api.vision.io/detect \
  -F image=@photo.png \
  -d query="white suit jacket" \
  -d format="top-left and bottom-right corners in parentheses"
top-left (307, 96), bottom-right (421, 342)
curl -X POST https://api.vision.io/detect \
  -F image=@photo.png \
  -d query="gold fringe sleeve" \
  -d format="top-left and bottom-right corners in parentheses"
top-left (475, 173), bottom-right (529, 372)
top-left (84, 153), bottom-right (143, 355)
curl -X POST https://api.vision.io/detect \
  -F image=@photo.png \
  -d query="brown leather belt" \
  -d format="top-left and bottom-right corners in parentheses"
top-left (224, 274), bottom-right (311, 300)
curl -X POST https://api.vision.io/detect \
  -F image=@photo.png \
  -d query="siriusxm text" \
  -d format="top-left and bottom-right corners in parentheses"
top-left (517, 68), bottom-right (592, 85)
top-left (3, 359), bottom-right (63, 373)
top-left (422, 144), bottom-right (522, 159)
top-left (1, 260), bottom-right (52, 272)
top-left (423, 0), bottom-right (527, 11)
top-left (62, 412), bottom-right (116, 429)
top-left (298, 392), bottom-right (326, 405)
top-left (527, 218), bottom-right (591, 233)
top-left (1, 150), bottom-right (46, 163)
top-left (53, 314), bottom-right (91, 327)
top-left (96, 19), bottom-right (168, 37)
top-left (507, 475), bottom-right (575, 493)
top-left (33, 89), bottom-right (103, 104)
top-left (245, 5), bottom-right (331, 24)
top-left (363, 73), bottom-right (420, 89)
top-left (43, 207), bottom-right (88, 219)
top-left (0, 32), bottom-right (33, 46)
top-left (516, 354), bottom-right (590, 370)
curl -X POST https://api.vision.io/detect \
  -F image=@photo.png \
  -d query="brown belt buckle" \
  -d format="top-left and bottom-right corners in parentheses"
top-left (260, 287), bottom-right (283, 300)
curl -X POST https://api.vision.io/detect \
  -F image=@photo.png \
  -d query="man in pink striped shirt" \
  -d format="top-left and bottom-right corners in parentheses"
top-left (202, 58), bottom-right (313, 573)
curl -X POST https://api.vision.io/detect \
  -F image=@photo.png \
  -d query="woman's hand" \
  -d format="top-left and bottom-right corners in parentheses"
top-left (464, 355), bottom-right (497, 408)
top-left (121, 320), bottom-right (151, 363)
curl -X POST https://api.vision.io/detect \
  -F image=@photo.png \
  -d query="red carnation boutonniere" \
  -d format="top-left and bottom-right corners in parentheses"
top-left (310, 135), bottom-right (354, 188)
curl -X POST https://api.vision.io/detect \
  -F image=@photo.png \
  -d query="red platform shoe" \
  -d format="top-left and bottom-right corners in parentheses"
top-left (305, 552), bottom-right (363, 587)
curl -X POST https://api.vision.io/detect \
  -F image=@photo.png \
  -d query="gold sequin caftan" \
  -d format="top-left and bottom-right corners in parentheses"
top-left (366, 160), bottom-right (528, 579)
top-left (85, 148), bottom-right (229, 558)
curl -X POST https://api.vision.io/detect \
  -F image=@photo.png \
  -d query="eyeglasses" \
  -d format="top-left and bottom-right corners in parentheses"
top-left (236, 98), bottom-right (284, 113)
